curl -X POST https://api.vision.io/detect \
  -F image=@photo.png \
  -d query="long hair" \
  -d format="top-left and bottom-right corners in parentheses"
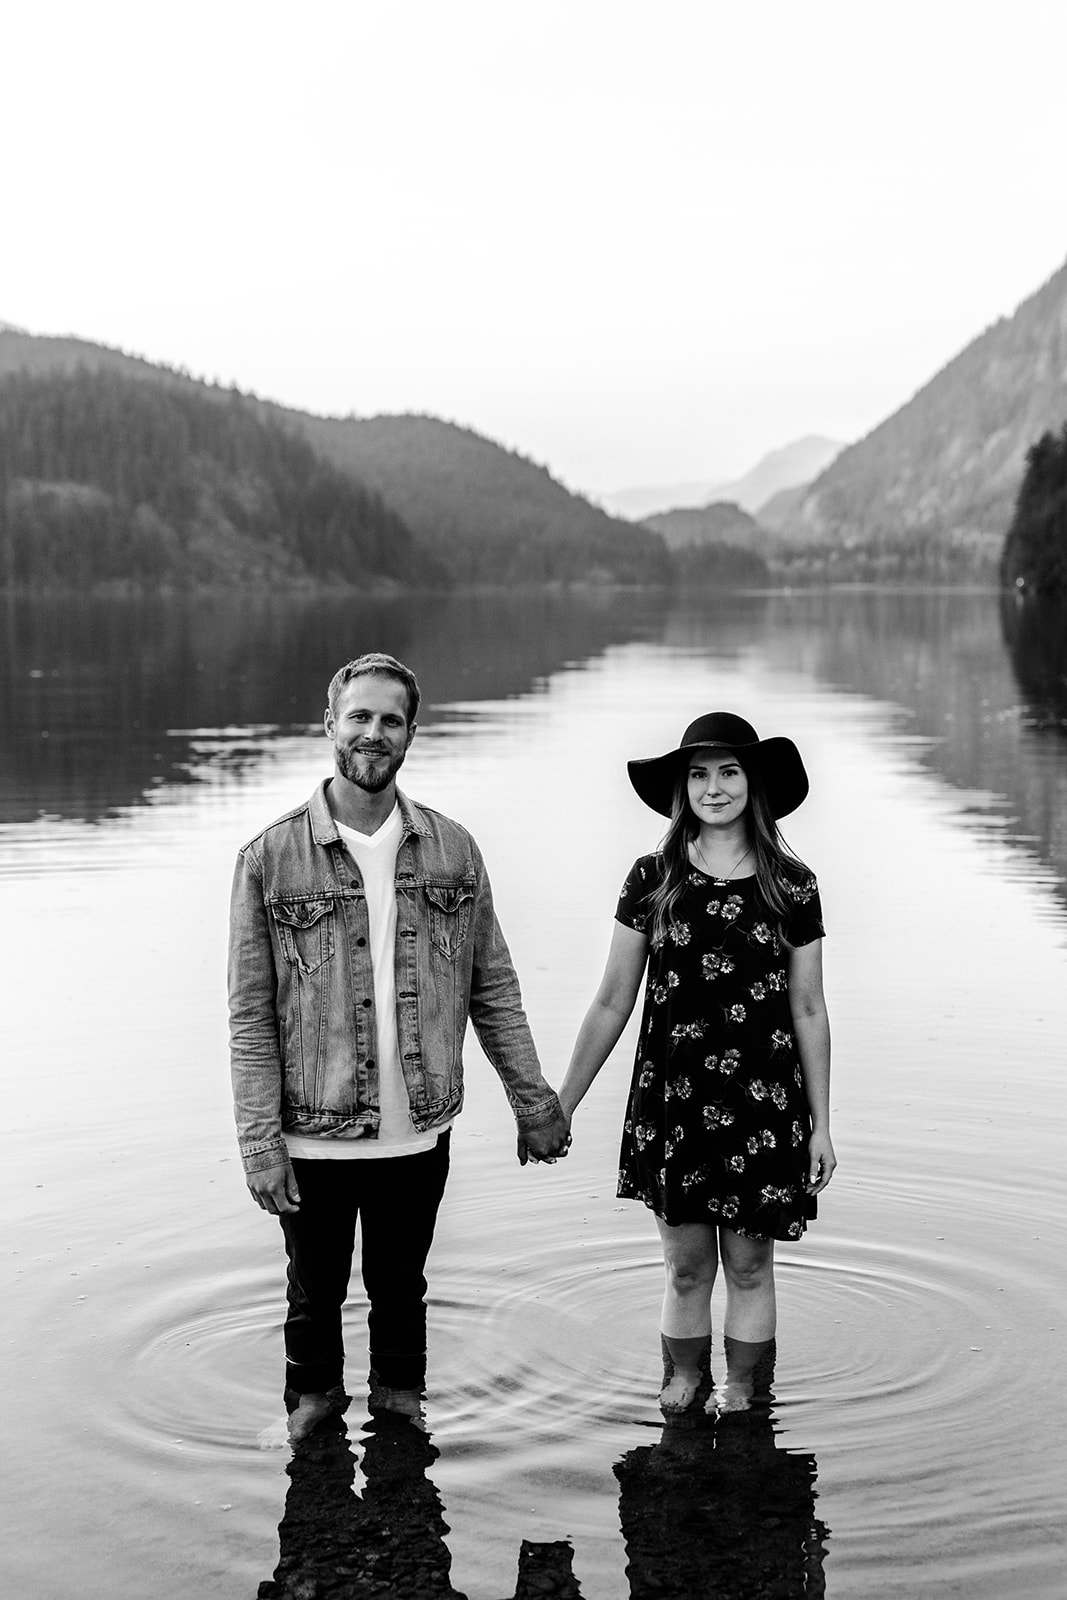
top-left (644, 755), bottom-right (805, 947)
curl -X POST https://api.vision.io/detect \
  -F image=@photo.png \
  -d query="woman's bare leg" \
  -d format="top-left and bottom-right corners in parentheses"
top-left (655, 1219), bottom-right (718, 1408)
top-left (718, 1229), bottom-right (776, 1409)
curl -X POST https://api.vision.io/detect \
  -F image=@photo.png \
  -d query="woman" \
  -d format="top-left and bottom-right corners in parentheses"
top-left (559, 712), bottom-right (835, 1413)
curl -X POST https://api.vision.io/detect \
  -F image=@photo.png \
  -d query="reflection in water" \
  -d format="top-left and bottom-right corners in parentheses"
top-left (0, 590), bottom-right (689, 822)
top-left (261, 1407), bottom-right (587, 1600)
top-left (262, 1358), bottom-right (827, 1600)
top-left (261, 1409), bottom-right (466, 1599)
top-left (1000, 592), bottom-right (1067, 726)
top-left (10, 586), bottom-right (1065, 895)
top-left (616, 1353), bottom-right (828, 1599)
top-left (7, 586), bottom-right (1066, 898)
top-left (756, 588), bottom-right (1067, 899)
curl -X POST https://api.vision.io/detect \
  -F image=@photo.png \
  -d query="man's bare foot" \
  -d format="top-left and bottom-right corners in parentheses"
top-left (368, 1382), bottom-right (424, 1421)
top-left (287, 1391), bottom-right (337, 1443)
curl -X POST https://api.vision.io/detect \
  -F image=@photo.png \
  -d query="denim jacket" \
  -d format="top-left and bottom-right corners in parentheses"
top-left (228, 782), bottom-right (561, 1174)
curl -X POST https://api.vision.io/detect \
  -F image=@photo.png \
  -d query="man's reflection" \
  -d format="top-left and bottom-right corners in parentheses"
top-left (258, 1406), bottom-right (466, 1599)
top-left (259, 1407), bottom-right (585, 1600)
top-left (615, 1348), bottom-right (829, 1598)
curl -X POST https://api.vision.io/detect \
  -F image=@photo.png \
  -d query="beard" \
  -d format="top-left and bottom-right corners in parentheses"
top-left (335, 742), bottom-right (407, 793)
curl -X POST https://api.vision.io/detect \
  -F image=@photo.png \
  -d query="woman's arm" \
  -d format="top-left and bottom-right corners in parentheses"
top-left (786, 937), bottom-right (837, 1194)
top-left (558, 921), bottom-right (649, 1118)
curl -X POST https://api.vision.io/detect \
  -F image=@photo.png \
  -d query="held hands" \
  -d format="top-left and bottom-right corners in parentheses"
top-left (806, 1130), bottom-right (837, 1195)
top-left (247, 1161), bottom-right (302, 1214)
top-left (517, 1110), bottom-right (572, 1168)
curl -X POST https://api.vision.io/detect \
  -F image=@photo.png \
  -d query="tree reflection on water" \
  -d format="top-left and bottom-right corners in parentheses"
top-left (1000, 592), bottom-right (1067, 728)
top-left (0, 590), bottom-right (679, 823)
top-left (4, 586), bottom-right (1065, 907)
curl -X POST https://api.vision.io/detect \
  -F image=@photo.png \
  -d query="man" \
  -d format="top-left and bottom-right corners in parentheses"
top-left (228, 652), bottom-right (569, 1441)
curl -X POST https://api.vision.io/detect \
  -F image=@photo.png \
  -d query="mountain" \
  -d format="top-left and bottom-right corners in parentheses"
top-left (0, 365), bottom-right (426, 589)
top-left (640, 502), bottom-right (772, 587)
top-left (286, 411), bottom-right (670, 586)
top-left (784, 258), bottom-right (1067, 568)
top-left (601, 436), bottom-right (844, 520)
top-left (644, 500), bottom-right (769, 552)
top-left (755, 483), bottom-right (808, 533)
top-left (0, 326), bottom-right (670, 588)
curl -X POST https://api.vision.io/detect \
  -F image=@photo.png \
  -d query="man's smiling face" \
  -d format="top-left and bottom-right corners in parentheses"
top-left (326, 673), bottom-right (416, 794)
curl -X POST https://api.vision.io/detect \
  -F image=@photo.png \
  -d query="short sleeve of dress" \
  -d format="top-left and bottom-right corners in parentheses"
top-left (614, 854), bottom-right (659, 934)
top-left (783, 871), bottom-right (825, 948)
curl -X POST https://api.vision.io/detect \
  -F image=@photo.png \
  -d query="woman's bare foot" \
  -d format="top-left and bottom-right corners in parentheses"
top-left (659, 1333), bottom-right (713, 1414)
top-left (713, 1375), bottom-right (754, 1413)
top-left (658, 1368), bottom-right (703, 1411)
top-left (717, 1334), bottom-right (775, 1412)
top-left (287, 1391), bottom-right (337, 1444)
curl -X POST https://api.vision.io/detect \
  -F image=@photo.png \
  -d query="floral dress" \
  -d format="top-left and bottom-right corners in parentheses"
top-left (615, 855), bottom-right (825, 1240)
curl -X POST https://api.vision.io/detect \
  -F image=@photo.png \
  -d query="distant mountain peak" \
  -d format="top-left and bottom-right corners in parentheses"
top-left (600, 436), bottom-right (845, 521)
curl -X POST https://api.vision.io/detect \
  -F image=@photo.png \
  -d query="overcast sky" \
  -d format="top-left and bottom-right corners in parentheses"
top-left (4, 0), bottom-right (1066, 497)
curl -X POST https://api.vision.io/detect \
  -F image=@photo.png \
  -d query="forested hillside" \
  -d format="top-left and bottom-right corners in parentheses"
top-left (291, 411), bottom-right (670, 585)
top-left (0, 367), bottom-right (426, 589)
top-left (1000, 425), bottom-right (1067, 595)
top-left (645, 501), bottom-right (769, 552)
top-left (0, 328), bottom-right (673, 588)
top-left (642, 500), bottom-right (771, 585)
top-left (785, 258), bottom-right (1067, 572)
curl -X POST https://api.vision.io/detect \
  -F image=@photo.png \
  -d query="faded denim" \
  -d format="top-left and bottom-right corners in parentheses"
top-left (228, 782), bottom-right (559, 1174)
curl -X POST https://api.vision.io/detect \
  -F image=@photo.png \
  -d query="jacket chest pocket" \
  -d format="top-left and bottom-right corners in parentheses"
top-left (270, 896), bottom-right (336, 976)
top-left (425, 882), bottom-right (474, 960)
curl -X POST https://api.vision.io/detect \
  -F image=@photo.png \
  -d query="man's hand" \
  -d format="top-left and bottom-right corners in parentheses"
top-left (247, 1161), bottom-right (302, 1214)
top-left (517, 1112), bottom-right (572, 1167)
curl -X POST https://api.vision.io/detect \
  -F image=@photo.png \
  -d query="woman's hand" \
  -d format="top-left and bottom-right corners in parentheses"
top-left (806, 1130), bottom-right (837, 1194)
top-left (517, 1110), bottom-right (572, 1166)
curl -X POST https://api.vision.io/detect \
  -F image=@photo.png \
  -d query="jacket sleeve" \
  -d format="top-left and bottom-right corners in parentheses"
top-left (227, 847), bottom-right (289, 1173)
top-left (466, 843), bottom-right (563, 1130)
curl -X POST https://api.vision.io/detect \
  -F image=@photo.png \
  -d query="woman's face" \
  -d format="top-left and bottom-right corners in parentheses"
top-left (686, 746), bottom-right (749, 829)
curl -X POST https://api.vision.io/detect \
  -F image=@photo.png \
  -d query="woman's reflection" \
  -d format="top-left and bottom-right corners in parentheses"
top-left (615, 1347), bottom-right (829, 1598)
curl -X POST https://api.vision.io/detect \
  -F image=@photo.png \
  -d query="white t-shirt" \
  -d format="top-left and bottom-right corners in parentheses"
top-left (285, 803), bottom-right (443, 1160)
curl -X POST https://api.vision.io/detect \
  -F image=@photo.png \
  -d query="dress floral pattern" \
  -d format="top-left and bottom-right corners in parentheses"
top-left (615, 856), bottom-right (825, 1240)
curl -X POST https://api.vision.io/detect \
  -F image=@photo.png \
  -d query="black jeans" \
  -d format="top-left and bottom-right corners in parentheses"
top-left (279, 1130), bottom-right (451, 1394)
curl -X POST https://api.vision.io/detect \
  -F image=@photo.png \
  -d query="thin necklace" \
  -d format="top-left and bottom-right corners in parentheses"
top-left (693, 840), bottom-right (752, 880)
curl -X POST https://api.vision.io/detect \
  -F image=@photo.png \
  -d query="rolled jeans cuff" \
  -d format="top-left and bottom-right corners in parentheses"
top-left (369, 1350), bottom-right (427, 1391)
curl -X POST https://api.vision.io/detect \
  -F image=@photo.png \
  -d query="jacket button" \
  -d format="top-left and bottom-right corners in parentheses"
top-left (349, 878), bottom-right (360, 889)
top-left (366, 1059), bottom-right (376, 1070)
top-left (361, 998), bottom-right (372, 1008)
top-left (356, 937), bottom-right (367, 947)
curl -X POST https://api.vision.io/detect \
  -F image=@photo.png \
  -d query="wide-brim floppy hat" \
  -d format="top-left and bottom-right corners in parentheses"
top-left (627, 711), bottom-right (809, 819)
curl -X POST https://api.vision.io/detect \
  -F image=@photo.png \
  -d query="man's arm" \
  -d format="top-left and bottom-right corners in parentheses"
top-left (228, 848), bottom-right (301, 1210)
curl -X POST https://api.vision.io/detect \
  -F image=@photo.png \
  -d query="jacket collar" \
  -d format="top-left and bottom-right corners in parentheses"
top-left (308, 779), bottom-right (432, 846)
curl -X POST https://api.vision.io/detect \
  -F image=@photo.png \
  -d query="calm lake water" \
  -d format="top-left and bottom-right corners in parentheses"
top-left (3, 587), bottom-right (1066, 1599)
